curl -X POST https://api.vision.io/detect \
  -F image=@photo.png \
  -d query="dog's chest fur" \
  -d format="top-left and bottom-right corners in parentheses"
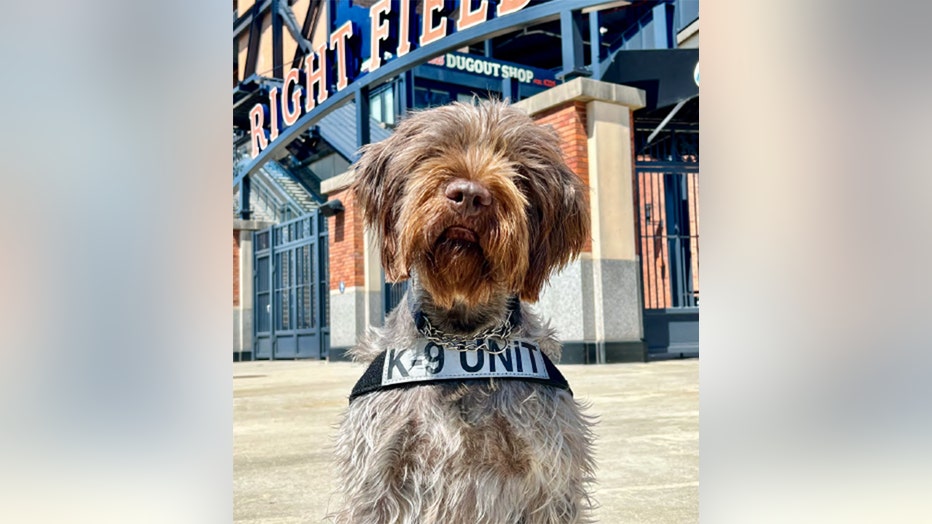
top-left (333, 295), bottom-right (595, 524)
top-left (333, 101), bottom-right (595, 523)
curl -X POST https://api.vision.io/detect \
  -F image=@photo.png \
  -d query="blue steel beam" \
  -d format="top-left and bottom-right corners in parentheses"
top-left (588, 10), bottom-right (602, 79)
top-left (271, 0), bottom-right (284, 78)
top-left (355, 86), bottom-right (371, 149)
top-left (292, 1), bottom-right (322, 69)
top-left (501, 77), bottom-right (519, 103)
top-left (233, 0), bottom-right (619, 188)
top-left (243, 2), bottom-right (269, 78)
top-left (239, 174), bottom-right (251, 220)
top-left (558, 9), bottom-right (588, 80)
top-left (652, 2), bottom-right (674, 49)
top-left (399, 70), bottom-right (414, 116)
top-left (277, 1), bottom-right (312, 56)
top-left (234, 0), bottom-right (272, 39)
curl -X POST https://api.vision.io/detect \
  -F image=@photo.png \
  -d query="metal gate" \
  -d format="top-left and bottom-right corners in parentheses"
top-left (635, 127), bottom-right (699, 359)
top-left (254, 212), bottom-right (329, 359)
top-left (384, 279), bottom-right (409, 318)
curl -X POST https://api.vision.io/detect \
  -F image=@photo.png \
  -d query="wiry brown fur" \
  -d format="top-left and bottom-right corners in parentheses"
top-left (333, 101), bottom-right (595, 523)
top-left (350, 100), bottom-right (589, 307)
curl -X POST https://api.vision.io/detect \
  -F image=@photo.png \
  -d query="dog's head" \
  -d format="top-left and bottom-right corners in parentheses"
top-left (351, 100), bottom-right (590, 309)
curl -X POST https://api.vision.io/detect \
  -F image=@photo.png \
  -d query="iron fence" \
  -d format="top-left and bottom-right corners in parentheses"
top-left (635, 128), bottom-right (699, 310)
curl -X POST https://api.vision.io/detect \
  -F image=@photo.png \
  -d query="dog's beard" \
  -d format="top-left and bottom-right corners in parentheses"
top-left (403, 216), bottom-right (528, 310)
top-left (414, 224), bottom-right (492, 308)
top-left (426, 228), bottom-right (491, 299)
top-left (432, 228), bottom-right (485, 265)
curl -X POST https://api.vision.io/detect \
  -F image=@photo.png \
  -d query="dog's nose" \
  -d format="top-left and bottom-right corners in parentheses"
top-left (445, 178), bottom-right (492, 216)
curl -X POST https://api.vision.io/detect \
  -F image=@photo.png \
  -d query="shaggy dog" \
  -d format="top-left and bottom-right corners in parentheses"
top-left (333, 101), bottom-right (595, 524)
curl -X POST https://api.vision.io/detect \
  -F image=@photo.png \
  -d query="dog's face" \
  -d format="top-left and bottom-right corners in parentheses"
top-left (352, 101), bottom-right (590, 309)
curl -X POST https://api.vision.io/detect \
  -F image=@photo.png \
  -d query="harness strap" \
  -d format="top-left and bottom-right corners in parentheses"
top-left (349, 341), bottom-right (573, 403)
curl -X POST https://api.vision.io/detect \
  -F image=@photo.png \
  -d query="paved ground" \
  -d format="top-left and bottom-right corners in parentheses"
top-left (234, 359), bottom-right (698, 523)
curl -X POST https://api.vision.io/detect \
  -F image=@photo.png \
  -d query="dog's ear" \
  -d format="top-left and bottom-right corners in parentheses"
top-left (350, 138), bottom-right (408, 281)
top-left (518, 150), bottom-right (591, 303)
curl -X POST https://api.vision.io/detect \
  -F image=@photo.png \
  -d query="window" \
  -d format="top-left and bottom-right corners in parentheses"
top-left (370, 84), bottom-right (396, 126)
top-left (414, 87), bottom-right (451, 108)
top-left (457, 93), bottom-right (478, 105)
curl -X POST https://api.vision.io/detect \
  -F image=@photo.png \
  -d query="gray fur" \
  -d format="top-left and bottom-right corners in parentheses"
top-left (332, 282), bottom-right (597, 524)
top-left (332, 101), bottom-right (596, 523)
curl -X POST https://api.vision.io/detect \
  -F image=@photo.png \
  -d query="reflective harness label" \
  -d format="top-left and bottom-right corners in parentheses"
top-left (381, 338), bottom-right (550, 386)
top-left (348, 337), bottom-right (572, 402)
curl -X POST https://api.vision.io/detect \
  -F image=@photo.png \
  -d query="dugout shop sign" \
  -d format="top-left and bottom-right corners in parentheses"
top-left (426, 52), bottom-right (557, 87)
top-left (247, 0), bottom-right (536, 158)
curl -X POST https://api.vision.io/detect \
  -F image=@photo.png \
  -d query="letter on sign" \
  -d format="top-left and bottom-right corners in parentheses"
top-left (458, 0), bottom-right (488, 31)
top-left (497, 0), bottom-right (531, 17)
top-left (249, 104), bottom-right (268, 158)
top-left (281, 68), bottom-right (302, 127)
top-left (268, 87), bottom-right (279, 142)
top-left (304, 44), bottom-right (329, 111)
top-left (397, 0), bottom-right (412, 57)
top-left (330, 21), bottom-right (355, 92)
top-left (420, 0), bottom-right (448, 47)
top-left (369, 0), bottom-right (391, 72)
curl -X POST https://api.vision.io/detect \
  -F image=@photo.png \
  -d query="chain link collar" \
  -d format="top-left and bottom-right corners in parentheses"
top-left (417, 311), bottom-right (514, 354)
top-left (411, 295), bottom-right (521, 355)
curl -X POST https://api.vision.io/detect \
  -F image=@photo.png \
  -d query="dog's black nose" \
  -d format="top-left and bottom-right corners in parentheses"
top-left (445, 178), bottom-right (492, 216)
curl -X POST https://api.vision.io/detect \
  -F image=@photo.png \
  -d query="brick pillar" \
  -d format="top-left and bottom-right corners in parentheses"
top-left (515, 78), bottom-right (648, 363)
top-left (533, 101), bottom-right (592, 253)
top-left (321, 172), bottom-right (383, 360)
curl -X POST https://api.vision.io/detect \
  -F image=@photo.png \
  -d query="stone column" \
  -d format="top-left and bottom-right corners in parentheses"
top-left (233, 219), bottom-right (275, 361)
top-left (515, 78), bottom-right (648, 363)
top-left (321, 171), bottom-right (383, 361)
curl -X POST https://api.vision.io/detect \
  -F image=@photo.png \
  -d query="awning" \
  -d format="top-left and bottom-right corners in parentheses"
top-left (602, 49), bottom-right (699, 111)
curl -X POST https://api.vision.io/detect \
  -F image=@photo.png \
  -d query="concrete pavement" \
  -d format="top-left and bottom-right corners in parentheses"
top-left (234, 359), bottom-right (698, 523)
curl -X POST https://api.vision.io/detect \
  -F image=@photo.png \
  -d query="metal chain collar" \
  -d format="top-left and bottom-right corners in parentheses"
top-left (417, 311), bottom-right (514, 355)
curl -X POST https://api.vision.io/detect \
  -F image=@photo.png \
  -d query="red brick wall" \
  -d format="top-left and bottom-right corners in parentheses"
top-left (532, 101), bottom-right (592, 253)
top-left (233, 230), bottom-right (240, 307)
top-left (327, 187), bottom-right (366, 291)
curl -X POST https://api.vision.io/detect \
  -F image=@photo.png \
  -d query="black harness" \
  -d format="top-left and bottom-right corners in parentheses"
top-left (348, 297), bottom-right (572, 403)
